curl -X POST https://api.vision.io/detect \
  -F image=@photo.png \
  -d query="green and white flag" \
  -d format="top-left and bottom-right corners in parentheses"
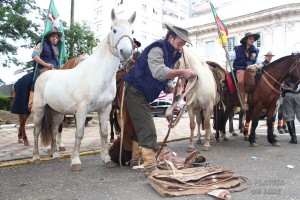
top-left (43, 0), bottom-right (68, 67)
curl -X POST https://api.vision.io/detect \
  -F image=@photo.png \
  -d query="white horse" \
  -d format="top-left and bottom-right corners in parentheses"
top-left (174, 46), bottom-right (219, 151)
top-left (32, 9), bottom-right (136, 171)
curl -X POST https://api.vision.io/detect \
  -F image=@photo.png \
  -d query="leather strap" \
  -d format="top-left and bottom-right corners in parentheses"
top-left (262, 74), bottom-right (281, 95)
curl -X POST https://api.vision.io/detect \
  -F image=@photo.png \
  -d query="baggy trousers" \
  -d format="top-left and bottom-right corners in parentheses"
top-left (124, 84), bottom-right (157, 149)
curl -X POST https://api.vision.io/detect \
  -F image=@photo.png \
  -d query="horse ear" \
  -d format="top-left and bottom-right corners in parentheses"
top-left (128, 11), bottom-right (136, 24)
top-left (111, 9), bottom-right (117, 21)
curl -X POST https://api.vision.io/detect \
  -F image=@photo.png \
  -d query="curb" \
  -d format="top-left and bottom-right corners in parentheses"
top-left (0, 137), bottom-right (190, 168)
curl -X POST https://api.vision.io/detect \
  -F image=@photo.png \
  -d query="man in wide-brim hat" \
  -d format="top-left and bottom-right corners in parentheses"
top-left (232, 32), bottom-right (260, 111)
top-left (262, 51), bottom-right (275, 66)
top-left (122, 23), bottom-right (196, 177)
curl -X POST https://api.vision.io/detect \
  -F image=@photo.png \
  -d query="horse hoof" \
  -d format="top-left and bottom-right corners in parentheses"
top-left (18, 139), bottom-right (23, 144)
top-left (187, 146), bottom-right (195, 152)
top-left (33, 159), bottom-right (40, 164)
top-left (244, 136), bottom-right (249, 141)
top-left (24, 141), bottom-right (30, 146)
top-left (59, 147), bottom-right (66, 151)
top-left (272, 142), bottom-right (280, 147)
top-left (216, 138), bottom-right (220, 143)
top-left (232, 133), bottom-right (238, 137)
top-left (202, 146), bottom-right (211, 151)
top-left (250, 143), bottom-right (258, 147)
top-left (105, 161), bottom-right (118, 168)
top-left (72, 164), bottom-right (83, 171)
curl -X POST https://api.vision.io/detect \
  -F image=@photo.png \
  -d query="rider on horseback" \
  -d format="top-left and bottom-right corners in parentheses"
top-left (232, 32), bottom-right (260, 111)
top-left (28, 29), bottom-right (62, 112)
top-left (123, 23), bottom-right (196, 177)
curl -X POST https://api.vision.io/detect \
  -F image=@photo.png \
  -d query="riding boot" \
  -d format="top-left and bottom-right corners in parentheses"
top-left (28, 91), bottom-right (34, 112)
top-left (282, 120), bottom-right (289, 133)
top-left (141, 147), bottom-right (160, 177)
top-left (130, 141), bottom-right (142, 167)
top-left (286, 120), bottom-right (297, 144)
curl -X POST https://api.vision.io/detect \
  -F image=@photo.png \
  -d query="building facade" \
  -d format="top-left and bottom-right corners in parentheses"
top-left (184, 0), bottom-right (300, 68)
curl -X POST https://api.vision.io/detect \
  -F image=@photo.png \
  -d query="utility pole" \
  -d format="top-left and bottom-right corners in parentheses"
top-left (70, 0), bottom-right (75, 57)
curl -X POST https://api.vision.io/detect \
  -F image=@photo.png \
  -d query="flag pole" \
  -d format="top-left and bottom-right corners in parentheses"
top-left (209, 1), bottom-right (244, 110)
top-left (32, 0), bottom-right (53, 82)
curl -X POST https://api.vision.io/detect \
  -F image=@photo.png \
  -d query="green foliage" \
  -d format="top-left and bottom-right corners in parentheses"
top-left (64, 22), bottom-right (99, 58)
top-left (0, 96), bottom-right (10, 111)
top-left (0, 0), bottom-right (42, 67)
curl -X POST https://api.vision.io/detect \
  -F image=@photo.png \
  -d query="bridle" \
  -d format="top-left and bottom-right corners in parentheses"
top-left (107, 33), bottom-right (133, 58)
top-left (262, 53), bottom-right (300, 95)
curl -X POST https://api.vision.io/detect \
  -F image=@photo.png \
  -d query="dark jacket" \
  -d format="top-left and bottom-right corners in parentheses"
top-left (122, 39), bottom-right (181, 103)
top-left (33, 39), bottom-right (59, 69)
top-left (233, 44), bottom-right (259, 71)
top-left (262, 60), bottom-right (270, 67)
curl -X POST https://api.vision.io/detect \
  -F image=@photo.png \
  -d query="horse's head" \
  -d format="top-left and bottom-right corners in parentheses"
top-left (108, 9), bottom-right (136, 62)
top-left (289, 52), bottom-right (300, 83)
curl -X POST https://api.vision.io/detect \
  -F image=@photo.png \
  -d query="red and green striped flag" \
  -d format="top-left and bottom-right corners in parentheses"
top-left (210, 2), bottom-right (228, 45)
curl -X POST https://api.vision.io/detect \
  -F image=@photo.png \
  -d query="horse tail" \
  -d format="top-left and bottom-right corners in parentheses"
top-left (41, 104), bottom-right (53, 146)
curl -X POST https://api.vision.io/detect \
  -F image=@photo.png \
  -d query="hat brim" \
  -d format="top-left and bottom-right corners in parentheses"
top-left (44, 31), bottom-right (62, 38)
top-left (165, 23), bottom-right (192, 44)
top-left (240, 34), bottom-right (260, 44)
top-left (264, 54), bottom-right (275, 56)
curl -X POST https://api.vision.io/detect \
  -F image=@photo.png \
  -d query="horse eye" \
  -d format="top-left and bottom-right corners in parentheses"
top-left (113, 29), bottom-right (117, 33)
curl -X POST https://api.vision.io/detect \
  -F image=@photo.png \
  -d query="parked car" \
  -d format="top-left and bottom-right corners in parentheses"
top-left (150, 99), bottom-right (186, 117)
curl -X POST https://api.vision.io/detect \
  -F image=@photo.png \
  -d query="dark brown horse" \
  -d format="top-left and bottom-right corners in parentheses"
top-left (246, 53), bottom-right (300, 147)
top-left (11, 52), bottom-right (88, 146)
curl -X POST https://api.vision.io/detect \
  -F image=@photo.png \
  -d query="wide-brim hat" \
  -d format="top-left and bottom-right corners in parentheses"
top-left (240, 32), bottom-right (260, 45)
top-left (164, 23), bottom-right (192, 44)
top-left (133, 38), bottom-right (141, 47)
top-left (44, 29), bottom-right (62, 38)
top-left (264, 51), bottom-right (275, 56)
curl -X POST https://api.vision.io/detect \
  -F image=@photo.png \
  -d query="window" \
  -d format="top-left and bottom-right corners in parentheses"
top-left (254, 32), bottom-right (262, 48)
top-left (227, 37), bottom-right (236, 52)
top-left (205, 41), bottom-right (214, 57)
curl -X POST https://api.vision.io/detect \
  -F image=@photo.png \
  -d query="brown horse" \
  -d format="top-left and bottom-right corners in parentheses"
top-left (109, 52), bottom-right (140, 165)
top-left (246, 53), bottom-right (300, 147)
top-left (12, 52), bottom-right (88, 146)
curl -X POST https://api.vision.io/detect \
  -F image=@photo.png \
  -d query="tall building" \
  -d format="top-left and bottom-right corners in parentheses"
top-left (93, 0), bottom-right (190, 48)
top-left (184, 0), bottom-right (300, 67)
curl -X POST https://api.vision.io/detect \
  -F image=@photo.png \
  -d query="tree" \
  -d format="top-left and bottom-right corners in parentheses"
top-left (0, 0), bottom-right (43, 67)
top-left (64, 22), bottom-right (99, 59)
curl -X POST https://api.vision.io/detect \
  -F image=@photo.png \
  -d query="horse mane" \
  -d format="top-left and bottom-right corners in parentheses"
top-left (263, 53), bottom-right (300, 70)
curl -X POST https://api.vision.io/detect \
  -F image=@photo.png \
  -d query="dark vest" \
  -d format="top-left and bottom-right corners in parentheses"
top-left (34, 39), bottom-right (58, 69)
top-left (122, 39), bottom-right (181, 103)
top-left (233, 44), bottom-right (259, 71)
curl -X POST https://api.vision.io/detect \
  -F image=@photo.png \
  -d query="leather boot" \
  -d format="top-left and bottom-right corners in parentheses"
top-left (141, 147), bottom-right (160, 177)
top-left (130, 141), bottom-right (142, 167)
top-left (287, 120), bottom-right (297, 144)
top-left (28, 91), bottom-right (34, 112)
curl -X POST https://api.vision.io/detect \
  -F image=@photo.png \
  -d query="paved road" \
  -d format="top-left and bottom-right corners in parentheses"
top-left (0, 115), bottom-right (299, 199)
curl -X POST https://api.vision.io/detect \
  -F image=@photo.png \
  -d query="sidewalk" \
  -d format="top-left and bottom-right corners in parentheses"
top-left (0, 115), bottom-right (293, 166)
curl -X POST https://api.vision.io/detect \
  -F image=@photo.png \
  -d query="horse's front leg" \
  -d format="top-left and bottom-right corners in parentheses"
top-left (98, 105), bottom-right (117, 168)
top-left (249, 118), bottom-right (259, 147)
top-left (187, 107), bottom-right (196, 152)
top-left (32, 114), bottom-right (43, 163)
top-left (195, 110), bottom-right (202, 144)
top-left (203, 109), bottom-right (213, 151)
top-left (71, 111), bottom-right (86, 171)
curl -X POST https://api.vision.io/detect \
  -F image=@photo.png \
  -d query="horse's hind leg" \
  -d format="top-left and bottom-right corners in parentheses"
top-left (195, 110), bottom-right (202, 144)
top-left (203, 108), bottom-right (213, 151)
top-left (98, 106), bottom-right (117, 168)
top-left (187, 107), bottom-right (196, 152)
top-left (50, 112), bottom-right (64, 161)
top-left (33, 111), bottom-right (44, 163)
top-left (57, 122), bottom-right (66, 151)
top-left (18, 114), bottom-right (30, 146)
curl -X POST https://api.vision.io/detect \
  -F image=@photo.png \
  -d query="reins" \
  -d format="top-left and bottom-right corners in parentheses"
top-left (261, 54), bottom-right (300, 95)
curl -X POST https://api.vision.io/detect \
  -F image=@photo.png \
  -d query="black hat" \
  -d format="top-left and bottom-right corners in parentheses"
top-left (44, 29), bottom-right (62, 38)
top-left (240, 32), bottom-right (260, 45)
top-left (164, 23), bottom-right (192, 44)
top-left (133, 38), bottom-right (141, 47)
